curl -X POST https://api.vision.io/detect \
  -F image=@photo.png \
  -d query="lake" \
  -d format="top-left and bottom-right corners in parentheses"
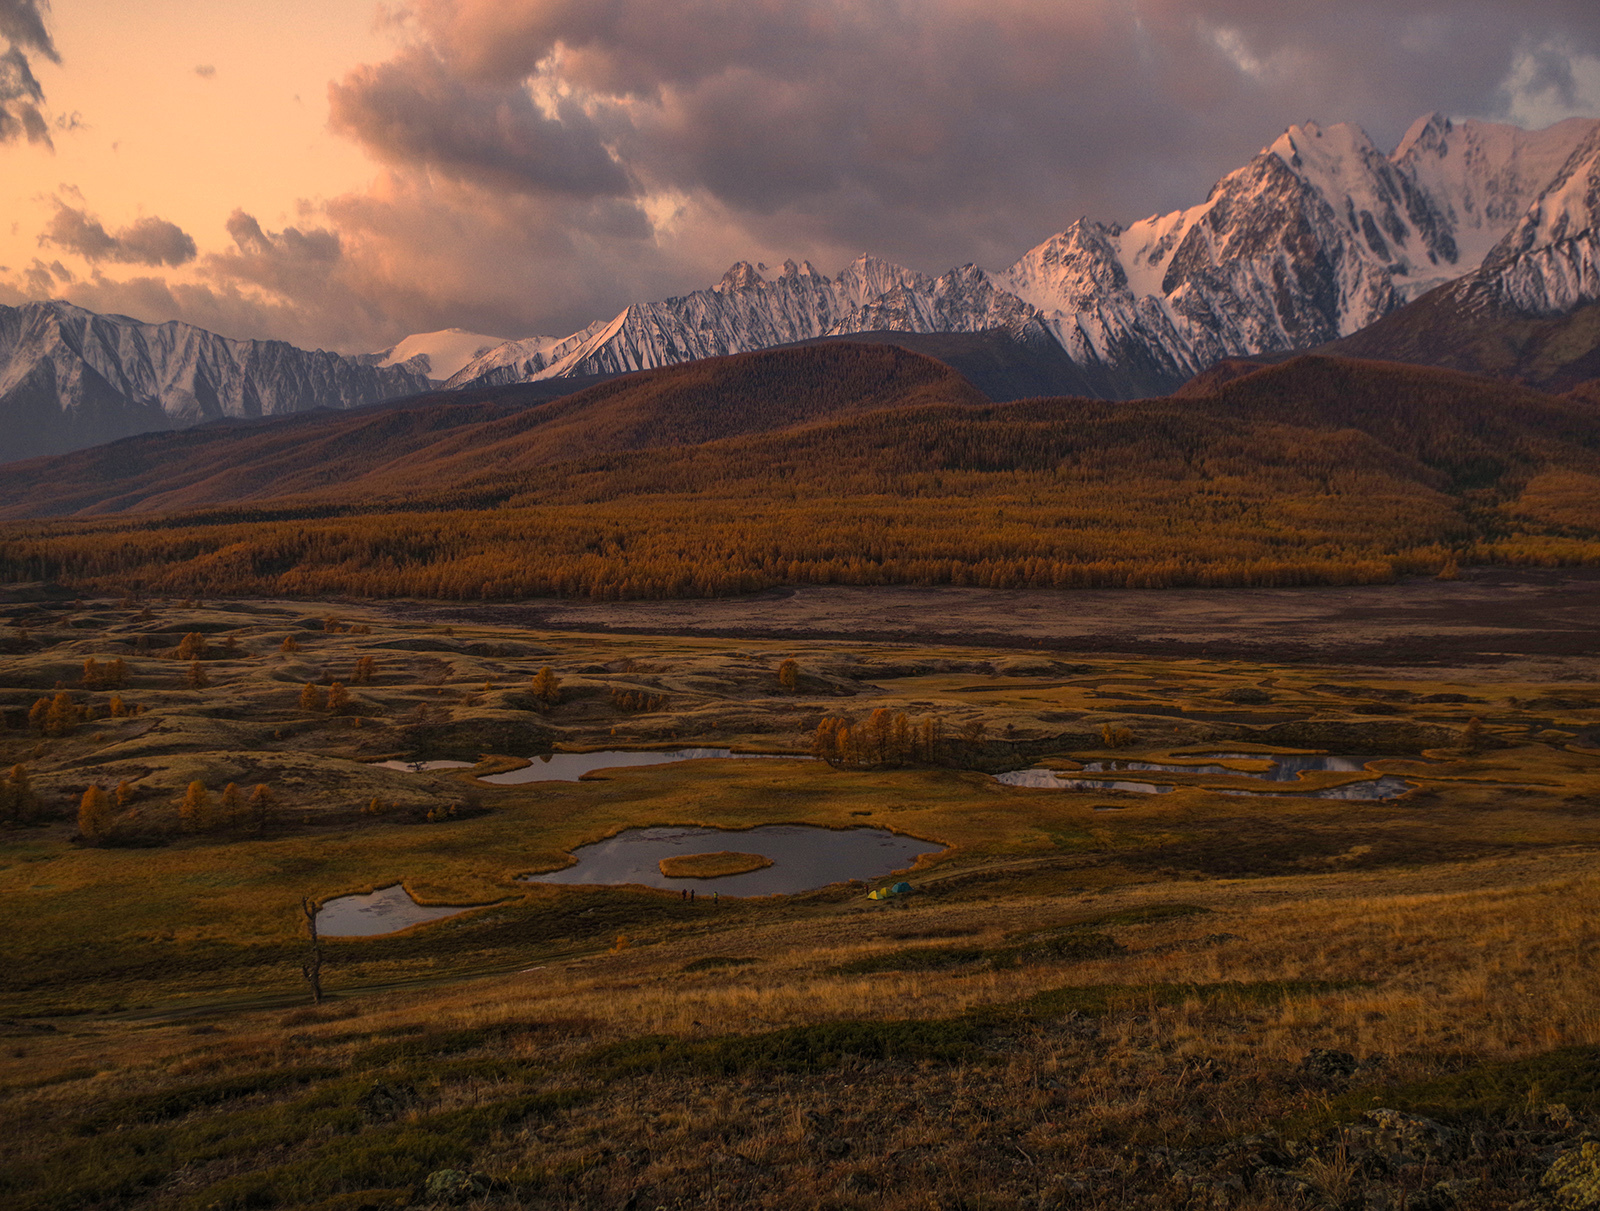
top-left (521, 824), bottom-right (943, 895)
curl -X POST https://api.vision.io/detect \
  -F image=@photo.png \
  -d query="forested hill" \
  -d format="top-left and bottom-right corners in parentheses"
top-left (1, 347), bottom-right (1598, 601)
top-left (0, 342), bottom-right (986, 519)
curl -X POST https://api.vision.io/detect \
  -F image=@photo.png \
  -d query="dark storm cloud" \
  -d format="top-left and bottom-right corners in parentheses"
top-left (327, 0), bottom-right (1600, 280)
top-left (41, 199), bottom-right (198, 267)
top-left (24, 0), bottom-right (1600, 355)
top-left (0, 0), bottom-right (56, 60)
top-left (327, 44), bottom-right (634, 198)
top-left (0, 0), bottom-right (56, 147)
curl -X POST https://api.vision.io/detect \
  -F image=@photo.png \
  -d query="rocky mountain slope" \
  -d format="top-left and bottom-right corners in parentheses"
top-left (450, 113), bottom-right (1597, 397)
top-left (0, 301), bottom-right (431, 464)
top-left (1304, 124), bottom-right (1600, 391)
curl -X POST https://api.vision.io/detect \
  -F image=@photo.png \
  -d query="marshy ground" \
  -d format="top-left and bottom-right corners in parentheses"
top-left (1, 578), bottom-right (1597, 1209)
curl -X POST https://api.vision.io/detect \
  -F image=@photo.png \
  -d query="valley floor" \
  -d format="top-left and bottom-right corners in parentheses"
top-left (0, 583), bottom-right (1597, 1209)
top-left (384, 566), bottom-right (1600, 665)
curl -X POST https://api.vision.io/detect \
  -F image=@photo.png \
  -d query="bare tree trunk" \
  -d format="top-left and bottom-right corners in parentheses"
top-left (300, 897), bottom-right (324, 1005)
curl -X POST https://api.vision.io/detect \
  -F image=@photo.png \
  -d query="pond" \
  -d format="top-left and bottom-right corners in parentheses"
top-left (315, 884), bottom-right (478, 937)
top-left (994, 769), bottom-right (1175, 793)
top-left (996, 753), bottom-right (1416, 800)
top-left (368, 759), bottom-right (477, 772)
top-left (479, 748), bottom-right (806, 784)
top-left (521, 824), bottom-right (944, 896)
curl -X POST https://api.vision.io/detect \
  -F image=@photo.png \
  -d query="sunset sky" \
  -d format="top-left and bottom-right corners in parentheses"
top-left (2, 0), bottom-right (1598, 354)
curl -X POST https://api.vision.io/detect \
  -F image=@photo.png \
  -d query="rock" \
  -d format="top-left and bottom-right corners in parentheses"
top-left (357, 1081), bottom-right (415, 1123)
top-left (1301, 1048), bottom-right (1360, 1082)
top-left (1254, 1166), bottom-right (1318, 1200)
top-left (1347, 1109), bottom-right (1463, 1167)
top-left (420, 1169), bottom-right (492, 1204)
top-left (1543, 1142), bottom-right (1600, 1209)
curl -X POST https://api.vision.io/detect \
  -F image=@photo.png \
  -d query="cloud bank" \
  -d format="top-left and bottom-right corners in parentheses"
top-left (0, 0), bottom-right (56, 147)
top-left (11, 0), bottom-right (1600, 352)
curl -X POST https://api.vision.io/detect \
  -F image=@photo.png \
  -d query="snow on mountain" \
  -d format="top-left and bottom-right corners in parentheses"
top-left (365, 328), bottom-right (511, 382)
top-left (451, 112), bottom-right (1599, 398)
top-left (1474, 123), bottom-right (1600, 316)
top-left (445, 256), bottom-right (929, 387)
top-left (6, 112), bottom-right (1596, 469)
top-left (0, 301), bottom-right (431, 463)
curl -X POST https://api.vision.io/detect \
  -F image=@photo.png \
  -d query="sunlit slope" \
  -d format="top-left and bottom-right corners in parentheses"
top-left (2, 350), bottom-right (1598, 598)
top-left (0, 342), bottom-right (986, 518)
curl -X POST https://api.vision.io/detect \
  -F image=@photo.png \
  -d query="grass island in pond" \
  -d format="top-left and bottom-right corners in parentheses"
top-left (658, 850), bottom-right (774, 878)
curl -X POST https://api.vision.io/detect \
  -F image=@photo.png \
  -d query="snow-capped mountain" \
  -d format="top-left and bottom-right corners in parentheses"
top-left (0, 301), bottom-right (431, 463)
top-left (363, 327), bottom-right (509, 382)
top-left (1474, 122), bottom-right (1600, 315)
top-left (450, 112), bottom-right (1599, 397)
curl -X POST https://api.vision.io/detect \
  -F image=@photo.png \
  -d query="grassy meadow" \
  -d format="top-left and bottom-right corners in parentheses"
top-left (1, 592), bottom-right (1598, 1209)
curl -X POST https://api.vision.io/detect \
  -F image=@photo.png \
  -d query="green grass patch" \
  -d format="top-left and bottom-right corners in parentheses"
top-left (681, 955), bottom-right (758, 973)
top-left (582, 978), bottom-right (1348, 1080)
top-left (180, 1090), bottom-right (590, 1211)
top-left (582, 1018), bottom-right (986, 1078)
top-left (74, 1066), bottom-right (342, 1134)
top-left (1322, 1044), bottom-right (1600, 1124)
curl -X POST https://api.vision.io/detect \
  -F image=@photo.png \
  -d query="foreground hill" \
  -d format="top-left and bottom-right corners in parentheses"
top-left (1, 346), bottom-right (1597, 600)
top-left (0, 343), bottom-right (984, 518)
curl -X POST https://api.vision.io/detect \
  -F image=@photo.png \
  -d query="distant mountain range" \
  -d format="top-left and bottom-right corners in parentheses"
top-left (445, 112), bottom-right (1599, 395)
top-left (3, 110), bottom-right (1599, 465)
top-left (0, 302), bottom-right (431, 463)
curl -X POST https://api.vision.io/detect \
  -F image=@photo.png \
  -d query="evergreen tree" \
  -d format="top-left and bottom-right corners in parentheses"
top-left (186, 659), bottom-right (209, 689)
top-left (281, 635), bottom-right (300, 654)
top-left (114, 779), bottom-right (136, 808)
top-left (176, 632), bottom-right (208, 661)
top-left (179, 781), bottom-right (212, 832)
top-left (44, 692), bottom-right (79, 737)
top-left (248, 783), bottom-right (278, 832)
top-left (777, 659), bottom-right (799, 692)
top-left (326, 682), bottom-right (350, 714)
top-left (219, 782), bottom-right (245, 827)
top-left (7, 765), bottom-right (36, 821)
top-left (531, 666), bottom-right (562, 705)
top-left (78, 784), bottom-right (113, 843)
top-left (299, 683), bottom-right (327, 711)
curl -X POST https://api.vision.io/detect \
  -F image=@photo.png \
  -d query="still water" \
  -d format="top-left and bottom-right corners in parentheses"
top-left (315, 884), bottom-right (476, 937)
top-left (997, 752), bottom-right (1415, 800)
top-left (522, 824), bottom-right (943, 895)
top-left (479, 749), bottom-right (806, 784)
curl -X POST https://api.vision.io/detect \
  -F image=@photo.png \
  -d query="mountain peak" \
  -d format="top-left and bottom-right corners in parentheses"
top-left (1393, 111), bottom-right (1453, 162)
top-left (715, 261), bottom-right (767, 292)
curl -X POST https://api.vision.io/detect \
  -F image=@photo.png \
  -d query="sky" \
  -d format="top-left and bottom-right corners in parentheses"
top-left (2, 0), bottom-right (1598, 355)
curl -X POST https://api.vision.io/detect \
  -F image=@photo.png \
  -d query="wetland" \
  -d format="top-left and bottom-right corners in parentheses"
top-left (1, 575), bottom-right (1597, 1211)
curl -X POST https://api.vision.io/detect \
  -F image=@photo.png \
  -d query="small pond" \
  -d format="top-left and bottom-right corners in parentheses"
top-left (995, 769), bottom-right (1175, 793)
top-left (521, 824), bottom-right (943, 896)
top-left (480, 748), bottom-right (805, 785)
top-left (316, 884), bottom-right (477, 937)
top-left (368, 759), bottom-right (477, 772)
top-left (996, 753), bottom-right (1416, 800)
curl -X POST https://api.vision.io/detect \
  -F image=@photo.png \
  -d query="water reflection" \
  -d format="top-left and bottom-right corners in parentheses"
top-left (316, 884), bottom-right (475, 936)
top-left (481, 748), bottom-right (807, 785)
top-left (997, 752), bottom-right (1416, 800)
top-left (368, 759), bottom-right (476, 772)
top-left (994, 769), bottom-right (1174, 793)
top-left (522, 824), bottom-right (942, 895)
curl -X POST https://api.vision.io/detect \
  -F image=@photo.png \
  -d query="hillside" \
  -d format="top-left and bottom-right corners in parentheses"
top-left (1, 349), bottom-right (1597, 600)
top-left (0, 343), bottom-right (985, 518)
top-left (1312, 289), bottom-right (1600, 394)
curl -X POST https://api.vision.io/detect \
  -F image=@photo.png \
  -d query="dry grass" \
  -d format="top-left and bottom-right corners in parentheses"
top-left (658, 851), bottom-right (773, 878)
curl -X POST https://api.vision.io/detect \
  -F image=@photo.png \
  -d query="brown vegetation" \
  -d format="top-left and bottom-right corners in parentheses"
top-left (0, 354), bottom-right (1595, 602)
